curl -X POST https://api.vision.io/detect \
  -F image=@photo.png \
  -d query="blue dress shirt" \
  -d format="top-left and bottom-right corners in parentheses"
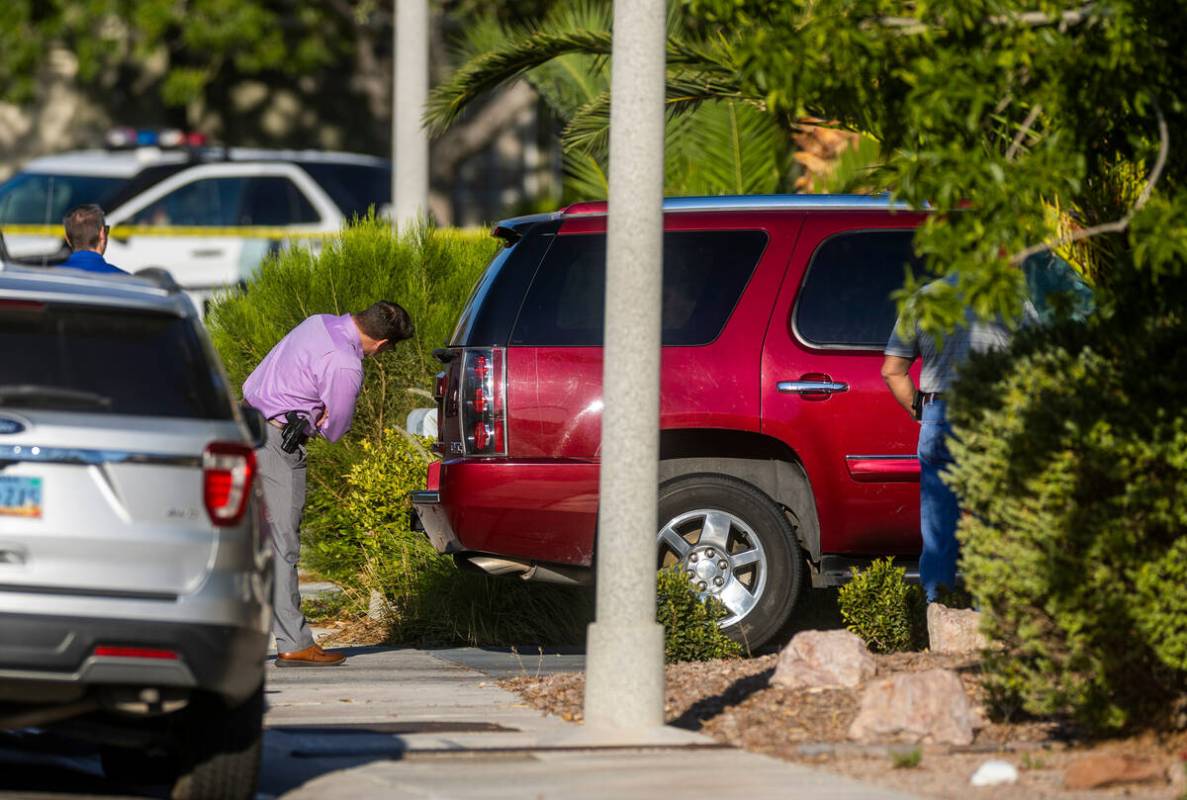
top-left (61, 250), bottom-right (127, 275)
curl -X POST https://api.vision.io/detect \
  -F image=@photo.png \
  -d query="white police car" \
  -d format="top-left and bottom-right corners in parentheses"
top-left (0, 129), bottom-right (391, 311)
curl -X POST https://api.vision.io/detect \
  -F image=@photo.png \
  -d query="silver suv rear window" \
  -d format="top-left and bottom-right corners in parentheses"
top-left (0, 303), bottom-right (231, 419)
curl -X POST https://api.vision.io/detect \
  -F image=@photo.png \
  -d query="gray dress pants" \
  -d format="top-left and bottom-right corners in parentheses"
top-left (257, 424), bottom-right (315, 654)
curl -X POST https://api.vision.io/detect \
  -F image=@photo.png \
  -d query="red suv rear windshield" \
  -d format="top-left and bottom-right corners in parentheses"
top-left (511, 229), bottom-right (768, 346)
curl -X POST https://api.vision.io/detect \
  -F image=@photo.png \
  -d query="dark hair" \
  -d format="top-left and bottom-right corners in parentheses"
top-left (63, 204), bottom-right (107, 250)
top-left (355, 300), bottom-right (414, 343)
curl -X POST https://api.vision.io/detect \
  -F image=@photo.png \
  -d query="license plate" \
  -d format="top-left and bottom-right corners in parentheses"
top-left (0, 476), bottom-right (42, 518)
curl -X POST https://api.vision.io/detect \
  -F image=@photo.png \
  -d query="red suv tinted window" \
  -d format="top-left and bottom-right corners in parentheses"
top-left (793, 229), bottom-right (922, 349)
top-left (510, 230), bottom-right (768, 346)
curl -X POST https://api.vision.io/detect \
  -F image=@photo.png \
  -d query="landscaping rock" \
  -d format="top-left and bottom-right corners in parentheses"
top-left (847, 668), bottom-right (975, 745)
top-left (926, 603), bottom-right (987, 654)
top-left (970, 759), bottom-right (1019, 787)
top-left (1063, 754), bottom-right (1167, 790)
top-left (771, 629), bottom-right (876, 690)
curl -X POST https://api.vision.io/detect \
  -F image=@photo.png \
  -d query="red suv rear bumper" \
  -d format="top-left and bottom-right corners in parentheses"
top-left (411, 458), bottom-right (598, 566)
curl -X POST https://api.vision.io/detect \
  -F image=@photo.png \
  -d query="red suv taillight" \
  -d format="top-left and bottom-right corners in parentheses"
top-left (203, 442), bottom-right (256, 526)
top-left (461, 347), bottom-right (507, 456)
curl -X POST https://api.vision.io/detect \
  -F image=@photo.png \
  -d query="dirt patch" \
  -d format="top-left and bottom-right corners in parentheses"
top-left (500, 651), bottom-right (1187, 799)
top-left (314, 616), bottom-right (390, 647)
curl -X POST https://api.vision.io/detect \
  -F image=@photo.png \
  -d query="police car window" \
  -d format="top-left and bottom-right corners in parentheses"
top-left (511, 230), bottom-right (768, 346)
top-left (794, 230), bottom-right (922, 348)
top-left (130, 177), bottom-right (245, 227)
top-left (297, 163), bottom-right (390, 220)
top-left (0, 174), bottom-right (127, 224)
top-left (240, 177), bottom-right (320, 226)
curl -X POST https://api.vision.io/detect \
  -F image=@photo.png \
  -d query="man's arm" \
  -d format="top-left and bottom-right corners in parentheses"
top-left (317, 367), bottom-right (364, 442)
top-left (881, 355), bottom-right (918, 419)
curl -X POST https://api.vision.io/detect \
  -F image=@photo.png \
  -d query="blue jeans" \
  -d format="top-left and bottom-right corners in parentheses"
top-left (918, 399), bottom-right (959, 602)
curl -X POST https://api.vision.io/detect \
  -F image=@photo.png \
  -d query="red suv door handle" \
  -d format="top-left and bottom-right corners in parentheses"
top-left (777, 379), bottom-right (849, 395)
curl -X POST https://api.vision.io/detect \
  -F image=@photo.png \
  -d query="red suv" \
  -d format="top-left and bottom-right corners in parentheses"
top-left (414, 195), bottom-right (932, 648)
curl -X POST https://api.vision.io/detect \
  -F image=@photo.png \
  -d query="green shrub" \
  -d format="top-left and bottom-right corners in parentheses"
top-left (655, 567), bottom-right (743, 662)
top-left (947, 273), bottom-right (1187, 733)
top-left (300, 424), bottom-right (435, 593)
top-left (837, 557), bottom-right (926, 653)
top-left (326, 425), bottom-right (592, 645)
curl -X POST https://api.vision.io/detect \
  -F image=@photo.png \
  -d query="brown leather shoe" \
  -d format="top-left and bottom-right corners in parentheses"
top-left (276, 644), bottom-right (346, 667)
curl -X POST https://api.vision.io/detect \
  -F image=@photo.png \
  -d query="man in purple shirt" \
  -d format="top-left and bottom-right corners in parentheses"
top-left (244, 301), bottom-right (414, 666)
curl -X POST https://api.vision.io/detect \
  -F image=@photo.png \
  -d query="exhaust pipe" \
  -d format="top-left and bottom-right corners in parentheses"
top-left (455, 554), bottom-right (592, 586)
top-left (462, 555), bottom-right (533, 578)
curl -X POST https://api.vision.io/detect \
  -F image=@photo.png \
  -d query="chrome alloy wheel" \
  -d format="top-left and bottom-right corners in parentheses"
top-left (656, 508), bottom-right (768, 627)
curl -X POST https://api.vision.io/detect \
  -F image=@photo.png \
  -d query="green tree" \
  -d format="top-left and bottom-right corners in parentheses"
top-left (428, 0), bottom-right (795, 200)
top-left (680, 0), bottom-right (1186, 330)
top-left (0, 1), bottom-right (348, 109)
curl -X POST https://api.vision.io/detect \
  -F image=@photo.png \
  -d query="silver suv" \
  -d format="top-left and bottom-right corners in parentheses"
top-left (0, 263), bottom-right (272, 797)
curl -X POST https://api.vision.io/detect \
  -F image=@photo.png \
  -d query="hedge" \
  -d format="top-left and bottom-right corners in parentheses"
top-left (947, 270), bottom-right (1187, 732)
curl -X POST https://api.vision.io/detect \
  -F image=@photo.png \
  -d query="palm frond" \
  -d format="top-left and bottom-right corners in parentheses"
top-left (665, 100), bottom-right (791, 195)
top-left (426, 29), bottom-right (615, 133)
top-left (427, 26), bottom-right (733, 134)
top-left (536, 0), bottom-right (614, 43)
top-left (562, 72), bottom-right (757, 157)
top-left (562, 149), bottom-right (609, 201)
top-left (811, 134), bottom-right (888, 194)
top-left (506, 0), bottom-right (614, 118)
top-left (561, 91), bottom-right (612, 156)
top-left (455, 15), bottom-right (510, 65)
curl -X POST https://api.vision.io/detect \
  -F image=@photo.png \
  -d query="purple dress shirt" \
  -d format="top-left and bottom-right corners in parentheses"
top-left (243, 314), bottom-right (364, 442)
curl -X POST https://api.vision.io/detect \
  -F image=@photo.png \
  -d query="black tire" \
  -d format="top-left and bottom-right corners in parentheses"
top-left (656, 474), bottom-right (803, 650)
top-left (169, 685), bottom-right (264, 800)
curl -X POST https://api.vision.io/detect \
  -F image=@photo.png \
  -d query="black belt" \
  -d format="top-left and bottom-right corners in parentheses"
top-left (920, 392), bottom-right (944, 404)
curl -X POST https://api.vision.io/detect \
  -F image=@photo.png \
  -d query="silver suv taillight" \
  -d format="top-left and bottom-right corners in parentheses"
top-left (203, 442), bottom-right (256, 526)
top-left (460, 347), bottom-right (507, 456)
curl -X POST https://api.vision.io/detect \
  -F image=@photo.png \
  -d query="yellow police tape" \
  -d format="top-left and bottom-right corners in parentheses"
top-left (1, 223), bottom-right (338, 239)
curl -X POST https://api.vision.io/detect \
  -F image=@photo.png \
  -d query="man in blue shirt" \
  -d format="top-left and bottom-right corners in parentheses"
top-left (61, 205), bottom-right (127, 274)
top-left (881, 281), bottom-right (1036, 602)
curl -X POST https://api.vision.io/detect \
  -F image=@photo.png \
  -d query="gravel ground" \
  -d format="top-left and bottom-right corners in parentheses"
top-left (500, 652), bottom-right (1187, 800)
top-left (313, 590), bottom-right (1184, 799)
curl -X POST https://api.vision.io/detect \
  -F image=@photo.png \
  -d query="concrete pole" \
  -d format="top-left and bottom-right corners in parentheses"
top-left (392, 0), bottom-right (429, 231)
top-left (582, 0), bottom-right (667, 735)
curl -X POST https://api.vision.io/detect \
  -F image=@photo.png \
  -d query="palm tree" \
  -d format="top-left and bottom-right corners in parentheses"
top-left (428, 2), bottom-right (869, 201)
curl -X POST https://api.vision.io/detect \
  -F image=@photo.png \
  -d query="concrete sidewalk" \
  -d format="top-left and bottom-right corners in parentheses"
top-left (262, 645), bottom-right (918, 800)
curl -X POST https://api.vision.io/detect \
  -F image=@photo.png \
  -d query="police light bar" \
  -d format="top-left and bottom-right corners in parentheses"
top-left (157, 129), bottom-right (185, 148)
top-left (105, 127), bottom-right (137, 149)
top-left (104, 127), bottom-right (208, 150)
